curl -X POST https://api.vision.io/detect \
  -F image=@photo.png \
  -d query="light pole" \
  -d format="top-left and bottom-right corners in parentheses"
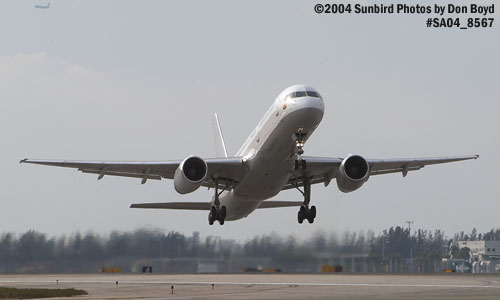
top-left (159, 235), bottom-right (163, 273)
top-left (406, 221), bottom-right (414, 272)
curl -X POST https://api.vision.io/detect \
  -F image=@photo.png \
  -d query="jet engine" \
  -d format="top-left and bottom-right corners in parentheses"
top-left (174, 156), bottom-right (208, 194)
top-left (336, 154), bottom-right (369, 193)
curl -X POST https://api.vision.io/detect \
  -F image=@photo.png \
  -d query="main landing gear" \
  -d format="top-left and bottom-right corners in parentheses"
top-left (293, 131), bottom-right (316, 224)
top-left (296, 176), bottom-right (316, 224)
top-left (295, 132), bottom-right (316, 224)
top-left (208, 177), bottom-right (226, 225)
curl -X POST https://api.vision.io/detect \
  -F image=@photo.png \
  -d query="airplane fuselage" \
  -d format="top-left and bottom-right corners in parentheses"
top-left (218, 85), bottom-right (325, 220)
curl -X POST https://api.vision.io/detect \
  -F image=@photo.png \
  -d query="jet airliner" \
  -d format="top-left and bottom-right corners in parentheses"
top-left (34, 2), bottom-right (50, 9)
top-left (21, 85), bottom-right (478, 225)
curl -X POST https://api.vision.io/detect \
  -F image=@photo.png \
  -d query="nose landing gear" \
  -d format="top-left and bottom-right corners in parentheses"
top-left (294, 131), bottom-right (308, 171)
top-left (295, 132), bottom-right (307, 156)
top-left (208, 177), bottom-right (227, 225)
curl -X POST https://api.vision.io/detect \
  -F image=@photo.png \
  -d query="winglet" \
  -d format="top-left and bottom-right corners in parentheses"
top-left (475, 155), bottom-right (479, 159)
top-left (212, 113), bottom-right (228, 158)
top-left (19, 158), bottom-right (28, 164)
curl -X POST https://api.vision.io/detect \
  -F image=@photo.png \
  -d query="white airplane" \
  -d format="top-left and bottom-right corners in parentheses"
top-left (34, 2), bottom-right (50, 9)
top-left (21, 85), bottom-right (478, 225)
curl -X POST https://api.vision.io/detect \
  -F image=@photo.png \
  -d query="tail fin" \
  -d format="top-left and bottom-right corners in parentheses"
top-left (212, 113), bottom-right (228, 158)
top-left (47, 2), bottom-right (50, 7)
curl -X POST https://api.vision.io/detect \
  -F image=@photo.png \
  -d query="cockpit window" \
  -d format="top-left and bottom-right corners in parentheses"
top-left (287, 90), bottom-right (322, 99)
top-left (306, 91), bottom-right (321, 98)
top-left (293, 91), bottom-right (307, 98)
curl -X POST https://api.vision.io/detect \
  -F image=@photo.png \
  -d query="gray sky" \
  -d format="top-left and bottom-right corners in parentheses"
top-left (1, 1), bottom-right (498, 241)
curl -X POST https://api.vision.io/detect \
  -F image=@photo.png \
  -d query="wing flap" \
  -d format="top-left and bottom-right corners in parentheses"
top-left (368, 155), bottom-right (479, 172)
top-left (81, 169), bottom-right (162, 180)
top-left (368, 155), bottom-right (479, 177)
top-left (369, 166), bottom-right (423, 176)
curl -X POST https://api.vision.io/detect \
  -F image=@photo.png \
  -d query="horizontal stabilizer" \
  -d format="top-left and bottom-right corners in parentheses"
top-left (130, 202), bottom-right (210, 210)
top-left (130, 200), bottom-right (303, 210)
top-left (258, 201), bottom-right (303, 209)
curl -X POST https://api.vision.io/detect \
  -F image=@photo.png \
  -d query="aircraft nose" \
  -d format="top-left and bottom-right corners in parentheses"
top-left (294, 96), bottom-right (324, 114)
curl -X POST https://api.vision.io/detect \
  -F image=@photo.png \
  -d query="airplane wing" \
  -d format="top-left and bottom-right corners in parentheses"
top-left (283, 155), bottom-right (479, 190)
top-left (20, 157), bottom-right (247, 189)
top-left (130, 200), bottom-right (303, 210)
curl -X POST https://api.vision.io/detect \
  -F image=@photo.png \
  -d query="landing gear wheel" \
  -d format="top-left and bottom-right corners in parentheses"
top-left (307, 214), bottom-right (315, 224)
top-left (219, 206), bottom-right (226, 225)
top-left (208, 206), bottom-right (226, 225)
top-left (208, 206), bottom-right (217, 225)
top-left (220, 206), bottom-right (227, 220)
top-left (310, 205), bottom-right (316, 219)
top-left (298, 206), bottom-right (306, 224)
top-left (297, 211), bottom-right (304, 224)
top-left (306, 206), bottom-right (316, 223)
top-left (297, 205), bottom-right (316, 224)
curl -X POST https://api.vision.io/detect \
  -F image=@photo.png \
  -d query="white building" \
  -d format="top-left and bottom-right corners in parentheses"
top-left (458, 240), bottom-right (500, 273)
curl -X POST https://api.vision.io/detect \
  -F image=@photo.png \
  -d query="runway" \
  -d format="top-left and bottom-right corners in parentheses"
top-left (1, 273), bottom-right (500, 299)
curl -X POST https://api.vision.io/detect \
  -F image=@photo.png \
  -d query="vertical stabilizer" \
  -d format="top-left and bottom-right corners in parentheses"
top-left (212, 113), bottom-right (228, 158)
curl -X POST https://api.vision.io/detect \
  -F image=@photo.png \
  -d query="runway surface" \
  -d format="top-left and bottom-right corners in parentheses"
top-left (1, 273), bottom-right (500, 299)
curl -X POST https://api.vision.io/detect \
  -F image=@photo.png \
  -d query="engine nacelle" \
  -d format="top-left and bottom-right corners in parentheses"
top-left (336, 154), bottom-right (369, 193)
top-left (174, 156), bottom-right (208, 194)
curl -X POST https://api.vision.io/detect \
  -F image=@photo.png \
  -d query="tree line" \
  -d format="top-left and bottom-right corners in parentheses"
top-left (0, 227), bottom-right (498, 273)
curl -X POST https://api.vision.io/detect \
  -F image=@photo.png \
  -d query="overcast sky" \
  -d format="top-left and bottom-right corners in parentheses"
top-left (1, 1), bottom-right (498, 241)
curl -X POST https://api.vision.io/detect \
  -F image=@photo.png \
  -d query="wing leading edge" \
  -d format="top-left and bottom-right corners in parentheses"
top-left (284, 154), bottom-right (479, 190)
top-left (19, 157), bottom-right (247, 189)
top-left (21, 154), bottom-right (478, 190)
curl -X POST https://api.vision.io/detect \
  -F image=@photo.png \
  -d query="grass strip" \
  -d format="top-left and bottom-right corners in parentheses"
top-left (0, 287), bottom-right (87, 299)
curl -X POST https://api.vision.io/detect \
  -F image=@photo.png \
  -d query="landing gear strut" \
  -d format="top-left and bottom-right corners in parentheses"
top-left (296, 176), bottom-right (316, 224)
top-left (294, 131), bottom-right (307, 171)
top-left (295, 132), bottom-right (306, 156)
top-left (208, 177), bottom-right (226, 225)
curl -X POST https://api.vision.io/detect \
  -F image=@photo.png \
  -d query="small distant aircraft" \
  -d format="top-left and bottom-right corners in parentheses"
top-left (34, 2), bottom-right (50, 9)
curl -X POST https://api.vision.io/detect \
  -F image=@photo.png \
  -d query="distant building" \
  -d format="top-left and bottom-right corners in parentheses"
top-left (458, 240), bottom-right (500, 273)
top-left (458, 240), bottom-right (500, 260)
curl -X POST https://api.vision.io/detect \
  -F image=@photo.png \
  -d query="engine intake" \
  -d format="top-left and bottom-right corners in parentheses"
top-left (174, 156), bottom-right (208, 194)
top-left (336, 154), bottom-right (369, 193)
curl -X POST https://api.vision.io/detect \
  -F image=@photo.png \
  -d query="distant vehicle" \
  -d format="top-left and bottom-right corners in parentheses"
top-left (34, 2), bottom-right (50, 9)
top-left (21, 85), bottom-right (478, 226)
